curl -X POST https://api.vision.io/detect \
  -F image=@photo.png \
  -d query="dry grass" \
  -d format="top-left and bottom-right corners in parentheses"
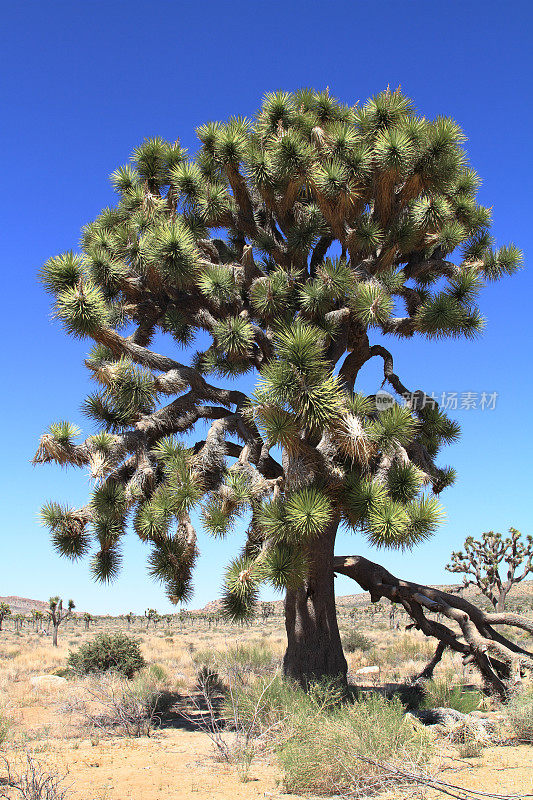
top-left (0, 611), bottom-right (530, 799)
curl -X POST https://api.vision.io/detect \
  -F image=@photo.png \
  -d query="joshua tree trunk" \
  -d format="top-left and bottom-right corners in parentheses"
top-left (283, 519), bottom-right (347, 687)
top-left (52, 624), bottom-right (58, 647)
top-left (496, 589), bottom-right (509, 613)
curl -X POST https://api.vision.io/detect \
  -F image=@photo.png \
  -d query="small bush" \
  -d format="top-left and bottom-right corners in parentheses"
top-left (278, 692), bottom-right (433, 795)
top-left (63, 673), bottom-right (162, 737)
top-left (342, 629), bottom-right (373, 653)
top-left (68, 633), bottom-right (145, 679)
top-left (421, 678), bottom-right (483, 714)
top-left (458, 739), bottom-right (484, 758)
top-left (146, 663), bottom-right (167, 683)
top-left (196, 665), bottom-right (225, 697)
top-left (2, 756), bottom-right (69, 800)
top-left (505, 685), bottom-right (533, 742)
top-left (439, 714), bottom-right (492, 756)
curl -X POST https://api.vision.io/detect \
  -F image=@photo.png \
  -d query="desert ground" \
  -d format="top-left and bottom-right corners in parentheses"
top-left (0, 597), bottom-right (532, 800)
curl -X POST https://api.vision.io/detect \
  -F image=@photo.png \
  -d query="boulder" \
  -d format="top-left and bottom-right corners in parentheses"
top-left (30, 675), bottom-right (67, 690)
top-left (355, 665), bottom-right (380, 676)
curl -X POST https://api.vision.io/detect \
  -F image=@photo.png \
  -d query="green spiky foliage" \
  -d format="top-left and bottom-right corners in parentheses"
top-left (35, 88), bottom-right (520, 625)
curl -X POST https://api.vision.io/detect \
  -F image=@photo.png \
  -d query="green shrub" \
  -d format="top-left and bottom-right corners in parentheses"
top-left (196, 665), bottom-right (225, 696)
top-left (219, 674), bottom-right (432, 795)
top-left (421, 678), bottom-right (483, 714)
top-left (342, 629), bottom-right (373, 653)
top-left (68, 633), bottom-right (145, 679)
top-left (221, 674), bottom-right (342, 736)
top-left (505, 685), bottom-right (533, 742)
top-left (278, 692), bottom-right (433, 795)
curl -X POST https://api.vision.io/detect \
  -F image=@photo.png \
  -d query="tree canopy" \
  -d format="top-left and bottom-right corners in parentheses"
top-left (35, 87), bottom-right (522, 621)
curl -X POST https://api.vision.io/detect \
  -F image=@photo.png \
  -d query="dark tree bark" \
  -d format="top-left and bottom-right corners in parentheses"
top-left (416, 641), bottom-right (447, 681)
top-left (283, 520), bottom-right (348, 687)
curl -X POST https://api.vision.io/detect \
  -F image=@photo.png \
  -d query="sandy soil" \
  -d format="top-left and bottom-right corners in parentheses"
top-left (1, 618), bottom-right (531, 799)
top-left (4, 680), bottom-right (533, 800)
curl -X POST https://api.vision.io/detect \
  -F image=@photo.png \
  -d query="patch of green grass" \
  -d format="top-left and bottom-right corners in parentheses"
top-left (145, 663), bottom-right (168, 683)
top-left (217, 675), bottom-right (432, 795)
top-left (421, 678), bottom-right (483, 714)
top-left (193, 641), bottom-right (278, 677)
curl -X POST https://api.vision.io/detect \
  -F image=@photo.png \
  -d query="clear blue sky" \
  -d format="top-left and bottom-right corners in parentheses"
top-left (1, 0), bottom-right (532, 614)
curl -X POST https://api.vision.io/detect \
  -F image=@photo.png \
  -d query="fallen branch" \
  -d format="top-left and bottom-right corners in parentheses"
top-left (339, 753), bottom-right (533, 800)
top-left (334, 555), bottom-right (533, 698)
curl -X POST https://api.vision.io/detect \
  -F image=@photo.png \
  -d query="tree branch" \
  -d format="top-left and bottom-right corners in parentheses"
top-left (334, 554), bottom-right (533, 697)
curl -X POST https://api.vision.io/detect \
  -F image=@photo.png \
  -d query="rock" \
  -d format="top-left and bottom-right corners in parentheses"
top-left (413, 707), bottom-right (467, 725)
top-left (30, 675), bottom-right (67, 689)
top-left (412, 707), bottom-right (495, 734)
top-left (355, 665), bottom-right (380, 675)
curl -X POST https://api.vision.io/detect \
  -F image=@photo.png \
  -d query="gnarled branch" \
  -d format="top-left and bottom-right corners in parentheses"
top-left (334, 554), bottom-right (533, 698)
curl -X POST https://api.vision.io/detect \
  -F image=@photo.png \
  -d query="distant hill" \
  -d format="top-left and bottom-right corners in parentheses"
top-left (197, 580), bottom-right (533, 614)
top-left (0, 596), bottom-right (50, 615)
top-left (2, 580), bottom-right (531, 617)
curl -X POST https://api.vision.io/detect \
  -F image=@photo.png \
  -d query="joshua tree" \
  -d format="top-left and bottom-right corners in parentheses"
top-left (31, 609), bottom-right (45, 631)
top-left (260, 601), bottom-right (275, 622)
top-left (13, 614), bottom-right (25, 633)
top-left (48, 597), bottom-right (75, 646)
top-left (144, 608), bottom-right (158, 628)
top-left (126, 611), bottom-right (134, 627)
top-left (447, 528), bottom-right (533, 612)
top-left (0, 603), bottom-right (11, 631)
top-left (34, 87), bottom-right (529, 692)
top-left (83, 611), bottom-right (93, 630)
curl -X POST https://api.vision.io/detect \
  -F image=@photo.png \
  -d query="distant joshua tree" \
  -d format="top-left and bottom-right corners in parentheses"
top-left (49, 596), bottom-right (75, 646)
top-left (0, 602), bottom-right (11, 631)
top-left (31, 609), bottom-right (45, 631)
top-left (447, 528), bottom-right (533, 611)
top-left (145, 608), bottom-right (158, 628)
top-left (13, 614), bottom-right (25, 633)
top-left (83, 612), bottom-right (93, 630)
top-left (126, 611), bottom-right (134, 627)
top-left (260, 601), bottom-right (275, 622)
